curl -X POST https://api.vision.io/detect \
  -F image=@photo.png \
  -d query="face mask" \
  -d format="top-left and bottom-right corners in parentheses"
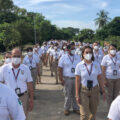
top-left (78, 51), bottom-right (82, 55)
top-left (54, 47), bottom-right (57, 50)
top-left (5, 58), bottom-right (11, 64)
top-left (94, 46), bottom-right (99, 50)
top-left (12, 58), bottom-right (21, 65)
top-left (110, 50), bottom-right (116, 55)
top-left (63, 46), bottom-right (66, 49)
top-left (79, 46), bottom-right (83, 49)
top-left (28, 52), bottom-right (33, 56)
top-left (34, 48), bottom-right (38, 51)
top-left (85, 54), bottom-right (92, 61)
top-left (71, 50), bottom-right (75, 55)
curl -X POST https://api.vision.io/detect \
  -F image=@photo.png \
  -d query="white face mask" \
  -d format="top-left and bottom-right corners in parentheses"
top-left (54, 47), bottom-right (57, 50)
top-left (34, 48), bottom-right (38, 51)
top-left (78, 51), bottom-right (82, 55)
top-left (12, 58), bottom-right (21, 65)
top-left (94, 46), bottom-right (99, 50)
top-left (85, 54), bottom-right (92, 61)
top-left (5, 58), bottom-right (11, 64)
top-left (79, 46), bottom-right (83, 49)
top-left (63, 46), bottom-right (66, 49)
top-left (71, 50), bottom-right (75, 55)
top-left (28, 52), bottom-right (33, 56)
top-left (110, 50), bottom-right (116, 55)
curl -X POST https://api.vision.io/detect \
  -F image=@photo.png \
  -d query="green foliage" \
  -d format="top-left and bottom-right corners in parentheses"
top-left (75, 29), bottom-right (94, 42)
top-left (94, 10), bottom-right (111, 29)
top-left (95, 17), bottom-right (120, 41)
top-left (0, 1), bottom-right (120, 51)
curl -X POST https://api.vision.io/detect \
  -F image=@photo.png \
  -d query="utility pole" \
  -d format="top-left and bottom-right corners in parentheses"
top-left (34, 15), bottom-right (37, 44)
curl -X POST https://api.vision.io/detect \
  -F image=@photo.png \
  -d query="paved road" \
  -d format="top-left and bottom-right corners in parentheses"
top-left (29, 66), bottom-right (108, 120)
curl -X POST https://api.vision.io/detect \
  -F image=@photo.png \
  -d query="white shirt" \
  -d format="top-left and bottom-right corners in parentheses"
top-left (75, 60), bottom-right (102, 87)
top-left (23, 54), bottom-right (39, 69)
top-left (0, 63), bottom-right (33, 93)
top-left (38, 48), bottom-right (43, 57)
top-left (51, 50), bottom-right (59, 60)
top-left (0, 83), bottom-right (26, 120)
top-left (101, 54), bottom-right (120, 79)
top-left (75, 48), bottom-right (82, 56)
top-left (108, 96), bottom-right (120, 120)
top-left (58, 54), bottom-right (81, 78)
top-left (41, 46), bottom-right (48, 54)
top-left (59, 50), bottom-right (67, 57)
top-left (93, 50), bottom-right (104, 64)
top-left (47, 47), bottom-right (54, 56)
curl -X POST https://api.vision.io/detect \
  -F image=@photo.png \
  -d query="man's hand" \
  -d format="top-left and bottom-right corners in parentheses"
top-left (76, 97), bottom-right (80, 104)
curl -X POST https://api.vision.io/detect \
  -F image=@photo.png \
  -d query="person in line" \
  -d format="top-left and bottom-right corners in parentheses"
top-left (107, 95), bottom-right (120, 120)
top-left (23, 47), bottom-right (40, 94)
top-left (75, 46), bottom-right (106, 120)
top-left (0, 48), bottom-right (34, 119)
top-left (101, 44), bottom-right (120, 109)
top-left (58, 43), bottom-right (81, 115)
top-left (0, 83), bottom-right (26, 120)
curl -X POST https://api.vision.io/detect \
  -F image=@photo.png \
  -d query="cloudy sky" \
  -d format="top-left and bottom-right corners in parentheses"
top-left (13, 0), bottom-right (120, 30)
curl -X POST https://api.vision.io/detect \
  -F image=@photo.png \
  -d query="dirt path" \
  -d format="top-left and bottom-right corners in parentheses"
top-left (29, 66), bottom-right (108, 120)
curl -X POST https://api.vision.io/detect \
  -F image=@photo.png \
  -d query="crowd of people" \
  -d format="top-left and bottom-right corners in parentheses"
top-left (0, 40), bottom-right (120, 120)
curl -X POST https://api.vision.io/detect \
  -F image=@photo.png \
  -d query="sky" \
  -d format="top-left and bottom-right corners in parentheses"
top-left (13, 0), bottom-right (120, 30)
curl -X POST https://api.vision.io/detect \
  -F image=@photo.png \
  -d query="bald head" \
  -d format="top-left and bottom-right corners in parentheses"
top-left (11, 48), bottom-right (22, 58)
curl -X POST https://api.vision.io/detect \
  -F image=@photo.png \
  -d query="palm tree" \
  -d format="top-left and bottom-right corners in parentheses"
top-left (95, 10), bottom-right (111, 29)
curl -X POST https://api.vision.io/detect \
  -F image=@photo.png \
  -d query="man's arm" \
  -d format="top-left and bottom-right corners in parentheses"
top-left (58, 67), bottom-right (64, 86)
top-left (27, 82), bottom-right (34, 111)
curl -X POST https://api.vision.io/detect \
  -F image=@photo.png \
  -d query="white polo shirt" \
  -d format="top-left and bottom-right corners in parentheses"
top-left (51, 50), bottom-right (60, 60)
top-left (59, 50), bottom-right (67, 57)
top-left (75, 60), bottom-right (102, 87)
top-left (101, 54), bottom-right (120, 79)
top-left (75, 48), bottom-right (82, 56)
top-left (38, 48), bottom-right (43, 57)
top-left (58, 54), bottom-right (81, 78)
top-left (93, 50), bottom-right (104, 64)
top-left (47, 47), bottom-right (54, 56)
top-left (0, 63), bottom-right (33, 93)
top-left (108, 96), bottom-right (120, 120)
top-left (0, 83), bottom-right (26, 120)
top-left (23, 54), bottom-right (39, 69)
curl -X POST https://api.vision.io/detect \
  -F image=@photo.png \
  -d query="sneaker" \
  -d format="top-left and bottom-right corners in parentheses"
top-left (73, 110), bottom-right (80, 115)
top-left (64, 110), bottom-right (70, 116)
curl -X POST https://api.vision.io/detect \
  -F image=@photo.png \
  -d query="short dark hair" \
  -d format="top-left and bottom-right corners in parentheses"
top-left (71, 42), bottom-right (75, 46)
top-left (26, 47), bottom-right (33, 52)
top-left (82, 46), bottom-right (94, 61)
top-left (67, 44), bottom-right (71, 50)
top-left (109, 44), bottom-right (117, 50)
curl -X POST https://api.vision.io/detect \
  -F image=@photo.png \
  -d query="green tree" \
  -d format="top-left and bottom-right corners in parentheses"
top-left (77, 29), bottom-right (94, 42)
top-left (95, 10), bottom-right (111, 29)
top-left (0, 0), bottom-right (14, 12)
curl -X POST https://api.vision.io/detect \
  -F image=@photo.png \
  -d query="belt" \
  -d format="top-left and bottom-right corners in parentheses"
top-left (30, 68), bottom-right (36, 70)
top-left (64, 76), bottom-right (75, 79)
top-left (18, 91), bottom-right (27, 97)
top-left (81, 85), bottom-right (99, 91)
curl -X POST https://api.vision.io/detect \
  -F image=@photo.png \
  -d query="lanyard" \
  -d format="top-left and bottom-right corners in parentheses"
top-left (29, 57), bottom-right (33, 64)
top-left (12, 68), bottom-right (20, 81)
top-left (84, 63), bottom-right (93, 76)
top-left (110, 56), bottom-right (117, 66)
top-left (68, 55), bottom-right (74, 64)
